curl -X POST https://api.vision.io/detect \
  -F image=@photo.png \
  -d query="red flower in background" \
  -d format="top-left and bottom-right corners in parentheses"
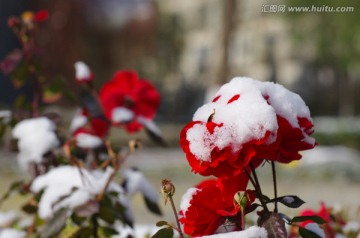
top-left (99, 71), bottom-right (160, 133)
top-left (298, 202), bottom-right (347, 238)
top-left (70, 109), bottom-right (110, 149)
top-left (179, 176), bottom-right (253, 237)
top-left (34, 10), bottom-right (49, 22)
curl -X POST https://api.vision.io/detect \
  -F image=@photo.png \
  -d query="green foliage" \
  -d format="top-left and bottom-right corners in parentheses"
top-left (286, 0), bottom-right (360, 68)
top-left (298, 226), bottom-right (322, 238)
top-left (151, 227), bottom-right (174, 238)
top-left (291, 216), bottom-right (326, 225)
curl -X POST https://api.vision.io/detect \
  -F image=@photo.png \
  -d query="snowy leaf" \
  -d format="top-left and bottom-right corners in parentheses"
top-left (40, 208), bottom-right (68, 238)
top-left (298, 226), bottom-right (322, 238)
top-left (269, 195), bottom-right (305, 208)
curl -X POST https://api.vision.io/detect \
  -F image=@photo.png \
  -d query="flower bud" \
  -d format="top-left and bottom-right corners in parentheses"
top-left (161, 179), bottom-right (175, 205)
top-left (8, 17), bottom-right (19, 28)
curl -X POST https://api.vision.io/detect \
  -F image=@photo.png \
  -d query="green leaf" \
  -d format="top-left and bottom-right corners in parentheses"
top-left (156, 221), bottom-right (169, 227)
top-left (70, 213), bottom-right (86, 226)
top-left (100, 226), bottom-right (119, 236)
top-left (98, 206), bottom-right (116, 224)
top-left (14, 94), bottom-right (28, 109)
top-left (71, 227), bottom-right (92, 238)
top-left (10, 61), bottom-right (28, 88)
top-left (291, 216), bottom-right (326, 224)
top-left (278, 213), bottom-right (292, 224)
top-left (0, 180), bottom-right (24, 203)
top-left (151, 228), bottom-right (174, 238)
top-left (298, 226), bottom-right (322, 238)
top-left (40, 208), bottom-right (68, 238)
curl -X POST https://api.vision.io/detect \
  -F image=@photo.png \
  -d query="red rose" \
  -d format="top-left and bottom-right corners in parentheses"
top-left (34, 10), bottom-right (49, 22)
top-left (99, 71), bottom-right (160, 133)
top-left (180, 121), bottom-right (270, 178)
top-left (180, 77), bottom-right (316, 178)
top-left (299, 202), bottom-right (336, 238)
top-left (71, 109), bottom-right (110, 149)
top-left (179, 176), bottom-right (253, 237)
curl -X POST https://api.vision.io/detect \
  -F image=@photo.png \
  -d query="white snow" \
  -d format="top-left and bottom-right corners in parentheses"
top-left (282, 196), bottom-right (295, 204)
top-left (179, 187), bottom-right (199, 214)
top-left (30, 166), bottom-right (120, 219)
top-left (0, 211), bottom-right (18, 226)
top-left (0, 110), bottom-right (12, 124)
top-left (187, 77), bottom-right (315, 162)
top-left (0, 229), bottom-right (26, 238)
top-left (305, 223), bottom-right (325, 238)
top-left (12, 117), bottom-right (60, 170)
top-left (12, 117), bottom-right (56, 138)
top-left (75, 133), bottom-right (103, 149)
top-left (199, 226), bottom-right (267, 238)
top-left (69, 109), bottom-right (88, 133)
top-left (74, 61), bottom-right (92, 81)
top-left (122, 168), bottom-right (159, 203)
top-left (112, 107), bottom-right (134, 122)
top-left (343, 221), bottom-right (360, 233)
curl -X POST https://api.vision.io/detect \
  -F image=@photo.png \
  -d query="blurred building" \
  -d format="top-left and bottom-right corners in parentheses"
top-left (157, 0), bottom-right (300, 88)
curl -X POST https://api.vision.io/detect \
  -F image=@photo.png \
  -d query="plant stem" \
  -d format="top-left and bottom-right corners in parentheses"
top-left (271, 161), bottom-right (278, 213)
top-left (249, 162), bottom-right (269, 213)
top-left (92, 215), bottom-right (99, 238)
top-left (168, 195), bottom-right (184, 238)
top-left (244, 168), bottom-right (257, 190)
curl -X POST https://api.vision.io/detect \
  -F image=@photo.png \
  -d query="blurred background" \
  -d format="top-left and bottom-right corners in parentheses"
top-left (0, 0), bottom-right (360, 228)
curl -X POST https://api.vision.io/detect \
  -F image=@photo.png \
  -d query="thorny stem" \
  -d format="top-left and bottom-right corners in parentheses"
top-left (169, 196), bottom-right (184, 238)
top-left (271, 161), bottom-right (278, 213)
top-left (249, 162), bottom-right (269, 213)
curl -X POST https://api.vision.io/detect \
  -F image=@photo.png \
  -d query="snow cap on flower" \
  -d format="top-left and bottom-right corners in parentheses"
top-left (12, 117), bottom-right (60, 170)
top-left (180, 77), bottom-right (316, 178)
top-left (99, 70), bottom-right (160, 133)
top-left (74, 61), bottom-right (93, 83)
